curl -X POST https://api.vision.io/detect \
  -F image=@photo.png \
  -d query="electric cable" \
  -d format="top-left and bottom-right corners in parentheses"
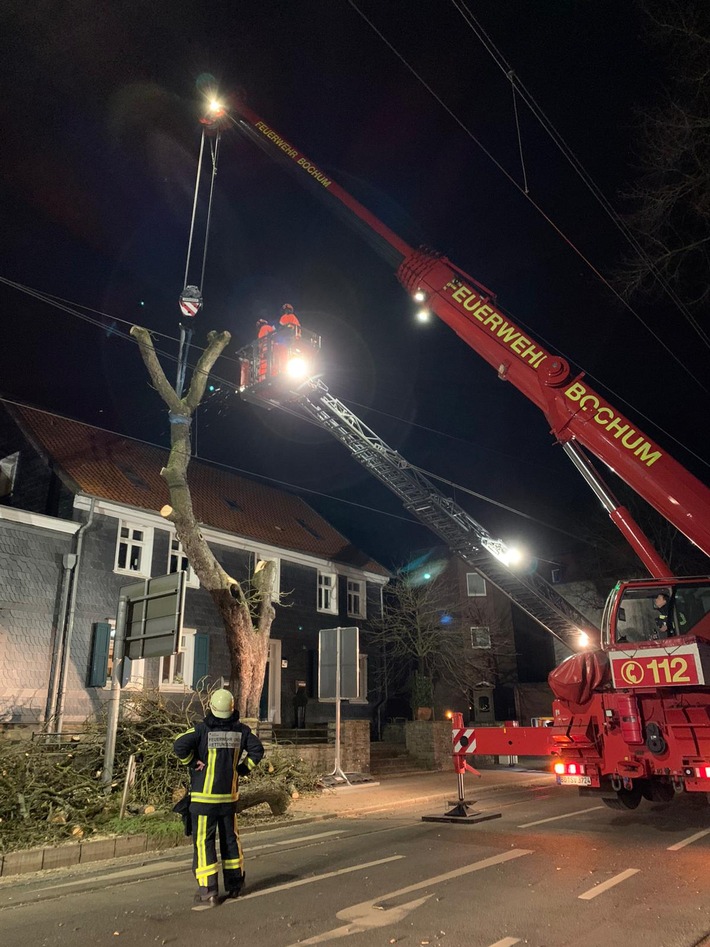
top-left (2, 272), bottom-right (709, 476)
top-left (346, 1), bottom-right (710, 391)
top-left (0, 394), bottom-right (424, 530)
top-left (451, 0), bottom-right (710, 350)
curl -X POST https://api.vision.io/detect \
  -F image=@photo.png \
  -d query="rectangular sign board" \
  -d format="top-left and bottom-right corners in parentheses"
top-left (608, 641), bottom-right (710, 689)
top-left (122, 571), bottom-right (187, 660)
top-left (319, 626), bottom-right (359, 701)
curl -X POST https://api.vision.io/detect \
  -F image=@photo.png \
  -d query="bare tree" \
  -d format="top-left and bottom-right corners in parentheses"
top-left (574, 480), bottom-right (709, 584)
top-left (621, 1), bottom-right (710, 309)
top-left (130, 326), bottom-right (276, 718)
top-left (370, 563), bottom-right (514, 717)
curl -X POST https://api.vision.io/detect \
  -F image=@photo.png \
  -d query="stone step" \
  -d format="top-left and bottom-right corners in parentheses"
top-left (370, 762), bottom-right (430, 778)
top-left (369, 748), bottom-right (426, 777)
top-left (271, 727), bottom-right (329, 745)
top-left (370, 742), bottom-right (411, 758)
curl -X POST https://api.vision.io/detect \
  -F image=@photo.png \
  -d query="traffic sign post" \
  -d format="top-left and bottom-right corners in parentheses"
top-left (102, 572), bottom-right (187, 788)
top-left (319, 626), bottom-right (360, 785)
top-left (122, 571), bottom-right (187, 660)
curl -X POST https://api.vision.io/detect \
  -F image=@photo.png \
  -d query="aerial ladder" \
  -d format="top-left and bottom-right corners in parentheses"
top-left (238, 330), bottom-right (598, 652)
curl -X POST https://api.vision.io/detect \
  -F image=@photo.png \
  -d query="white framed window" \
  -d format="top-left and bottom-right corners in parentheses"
top-left (466, 572), bottom-right (487, 597)
top-left (257, 556), bottom-right (281, 601)
top-left (347, 579), bottom-right (366, 619)
top-left (114, 520), bottom-right (153, 577)
top-left (103, 620), bottom-right (144, 689)
top-left (471, 626), bottom-right (491, 649)
top-left (168, 535), bottom-right (199, 588)
top-left (350, 654), bottom-right (368, 703)
top-left (0, 451), bottom-right (19, 499)
top-left (318, 571), bottom-right (338, 613)
top-left (159, 628), bottom-right (196, 690)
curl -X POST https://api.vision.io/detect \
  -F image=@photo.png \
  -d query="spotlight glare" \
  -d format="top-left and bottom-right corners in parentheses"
top-left (415, 308), bottom-right (431, 323)
top-left (286, 356), bottom-right (308, 379)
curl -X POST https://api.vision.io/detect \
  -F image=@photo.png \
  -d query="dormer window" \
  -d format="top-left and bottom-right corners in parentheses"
top-left (0, 451), bottom-right (19, 499)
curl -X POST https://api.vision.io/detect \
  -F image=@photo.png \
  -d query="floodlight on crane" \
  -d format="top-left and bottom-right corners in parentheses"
top-left (286, 355), bottom-right (309, 379)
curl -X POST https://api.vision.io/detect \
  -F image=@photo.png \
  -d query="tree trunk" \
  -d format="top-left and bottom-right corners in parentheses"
top-left (130, 325), bottom-right (277, 718)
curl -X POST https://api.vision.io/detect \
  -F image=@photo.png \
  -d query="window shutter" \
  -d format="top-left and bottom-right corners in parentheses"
top-left (306, 648), bottom-right (318, 698)
top-left (192, 633), bottom-right (209, 689)
top-left (88, 622), bottom-right (111, 687)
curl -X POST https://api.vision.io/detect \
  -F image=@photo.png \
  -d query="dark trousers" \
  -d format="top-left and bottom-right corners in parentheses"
top-left (191, 809), bottom-right (244, 891)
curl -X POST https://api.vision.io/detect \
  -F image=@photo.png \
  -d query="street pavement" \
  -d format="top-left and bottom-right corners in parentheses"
top-left (290, 762), bottom-right (552, 820)
top-left (0, 763), bottom-right (552, 881)
top-left (1, 763), bottom-right (709, 947)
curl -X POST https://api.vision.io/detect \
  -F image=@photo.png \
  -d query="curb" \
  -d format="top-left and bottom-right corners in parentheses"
top-left (0, 813), bottom-right (337, 882)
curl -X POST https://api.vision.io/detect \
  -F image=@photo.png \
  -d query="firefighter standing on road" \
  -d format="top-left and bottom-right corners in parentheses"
top-left (173, 689), bottom-right (264, 910)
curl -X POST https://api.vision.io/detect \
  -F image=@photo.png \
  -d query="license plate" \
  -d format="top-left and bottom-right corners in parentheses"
top-left (556, 775), bottom-right (591, 786)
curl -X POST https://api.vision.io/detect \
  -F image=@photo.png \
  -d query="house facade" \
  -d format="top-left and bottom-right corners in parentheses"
top-left (389, 549), bottom-right (558, 726)
top-left (0, 404), bottom-right (389, 730)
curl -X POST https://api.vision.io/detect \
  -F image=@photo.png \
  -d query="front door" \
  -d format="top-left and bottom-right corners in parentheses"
top-left (258, 639), bottom-right (282, 723)
top-left (472, 686), bottom-right (495, 724)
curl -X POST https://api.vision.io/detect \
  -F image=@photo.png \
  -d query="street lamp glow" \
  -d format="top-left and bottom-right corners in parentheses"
top-left (208, 99), bottom-right (224, 113)
top-left (579, 630), bottom-right (590, 647)
top-left (415, 308), bottom-right (431, 323)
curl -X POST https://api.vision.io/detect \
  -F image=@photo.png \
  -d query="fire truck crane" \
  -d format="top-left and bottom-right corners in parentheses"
top-left (228, 99), bottom-right (710, 809)
top-left (238, 331), bottom-right (596, 652)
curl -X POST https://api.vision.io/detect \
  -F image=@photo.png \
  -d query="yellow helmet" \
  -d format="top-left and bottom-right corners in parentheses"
top-left (209, 688), bottom-right (234, 719)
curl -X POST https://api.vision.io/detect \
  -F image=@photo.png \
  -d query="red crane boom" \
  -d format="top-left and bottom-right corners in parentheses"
top-left (231, 102), bottom-right (710, 570)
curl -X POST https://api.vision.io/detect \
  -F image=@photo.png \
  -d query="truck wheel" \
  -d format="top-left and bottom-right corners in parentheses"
top-left (602, 785), bottom-right (643, 810)
top-left (640, 779), bottom-right (675, 803)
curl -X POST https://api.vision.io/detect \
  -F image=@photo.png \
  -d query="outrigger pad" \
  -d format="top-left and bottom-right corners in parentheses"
top-left (422, 801), bottom-right (502, 824)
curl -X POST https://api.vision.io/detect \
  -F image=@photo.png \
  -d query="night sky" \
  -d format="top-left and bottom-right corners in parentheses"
top-left (1, 1), bottom-right (708, 571)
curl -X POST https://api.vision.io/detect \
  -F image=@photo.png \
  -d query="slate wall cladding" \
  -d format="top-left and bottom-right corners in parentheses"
top-left (1, 405), bottom-right (387, 727)
top-left (0, 520), bottom-right (73, 723)
top-left (272, 561), bottom-right (382, 726)
top-left (0, 504), bottom-right (385, 726)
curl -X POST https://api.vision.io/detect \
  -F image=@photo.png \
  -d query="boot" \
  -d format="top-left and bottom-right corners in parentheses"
top-left (224, 873), bottom-right (245, 899)
top-left (192, 884), bottom-right (219, 911)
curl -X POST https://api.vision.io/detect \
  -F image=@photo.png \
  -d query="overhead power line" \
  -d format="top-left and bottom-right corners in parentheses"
top-left (346, 0), bottom-right (710, 393)
top-left (2, 273), bottom-right (709, 476)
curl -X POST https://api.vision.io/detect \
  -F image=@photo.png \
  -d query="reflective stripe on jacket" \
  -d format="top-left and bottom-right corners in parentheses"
top-left (173, 711), bottom-right (264, 807)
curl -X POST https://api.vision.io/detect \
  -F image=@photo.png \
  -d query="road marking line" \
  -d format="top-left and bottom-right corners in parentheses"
top-left (518, 806), bottom-right (604, 827)
top-left (235, 855), bottom-right (404, 901)
top-left (287, 849), bottom-right (533, 946)
top-left (578, 868), bottom-right (639, 900)
top-left (488, 939), bottom-right (521, 947)
top-left (667, 828), bottom-right (710, 851)
top-left (29, 860), bottom-right (180, 893)
top-left (245, 830), bottom-right (343, 852)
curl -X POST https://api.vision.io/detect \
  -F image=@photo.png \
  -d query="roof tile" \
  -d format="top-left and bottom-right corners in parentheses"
top-left (12, 406), bottom-right (388, 576)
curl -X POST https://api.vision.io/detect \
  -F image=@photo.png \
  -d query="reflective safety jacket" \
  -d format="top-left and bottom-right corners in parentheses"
top-left (173, 711), bottom-right (264, 812)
